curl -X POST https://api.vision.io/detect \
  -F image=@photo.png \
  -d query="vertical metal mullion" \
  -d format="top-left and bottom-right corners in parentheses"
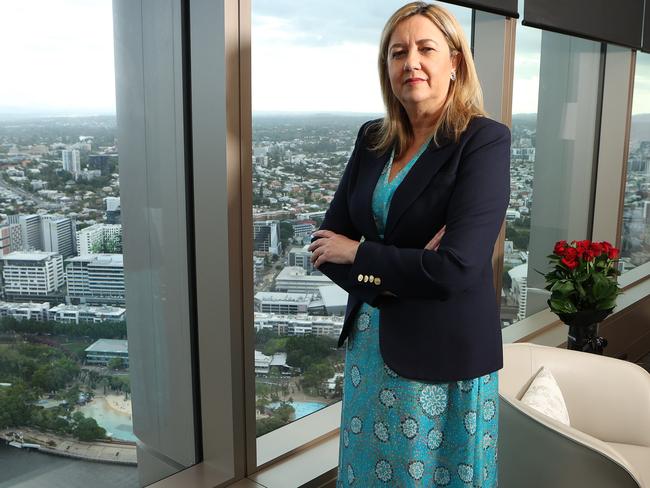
top-left (591, 45), bottom-right (636, 250)
top-left (180, 0), bottom-right (204, 464)
top-left (237, 0), bottom-right (258, 478)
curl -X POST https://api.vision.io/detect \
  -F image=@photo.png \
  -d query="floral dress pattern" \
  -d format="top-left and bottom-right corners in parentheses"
top-left (336, 139), bottom-right (500, 487)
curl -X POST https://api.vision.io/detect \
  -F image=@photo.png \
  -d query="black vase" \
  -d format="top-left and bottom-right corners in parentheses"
top-left (549, 303), bottom-right (614, 355)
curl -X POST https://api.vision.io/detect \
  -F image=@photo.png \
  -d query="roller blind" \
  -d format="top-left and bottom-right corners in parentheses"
top-left (522, 0), bottom-right (643, 49)
top-left (441, 0), bottom-right (519, 19)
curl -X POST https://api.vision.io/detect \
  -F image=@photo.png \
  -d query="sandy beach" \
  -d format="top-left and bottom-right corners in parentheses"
top-left (101, 393), bottom-right (132, 416)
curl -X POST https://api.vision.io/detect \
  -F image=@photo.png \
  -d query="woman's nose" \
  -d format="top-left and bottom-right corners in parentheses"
top-left (404, 49), bottom-right (421, 71)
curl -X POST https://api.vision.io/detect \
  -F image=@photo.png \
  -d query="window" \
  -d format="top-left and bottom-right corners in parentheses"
top-left (502, 6), bottom-right (604, 326)
top-left (621, 51), bottom-right (650, 271)
top-left (0, 2), bottom-right (198, 486)
top-left (250, 0), bottom-right (472, 442)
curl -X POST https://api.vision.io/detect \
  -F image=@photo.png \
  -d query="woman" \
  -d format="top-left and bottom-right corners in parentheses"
top-left (308, 2), bottom-right (510, 486)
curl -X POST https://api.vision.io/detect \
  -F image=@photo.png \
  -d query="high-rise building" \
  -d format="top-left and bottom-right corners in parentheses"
top-left (104, 196), bottom-right (121, 224)
top-left (1, 251), bottom-right (65, 300)
top-left (65, 253), bottom-right (125, 305)
top-left (8, 214), bottom-right (41, 251)
top-left (0, 224), bottom-right (14, 256)
top-left (6, 214), bottom-right (76, 257)
top-left (42, 215), bottom-right (77, 258)
top-left (61, 149), bottom-right (81, 174)
top-left (253, 220), bottom-right (281, 255)
top-left (76, 223), bottom-right (122, 254)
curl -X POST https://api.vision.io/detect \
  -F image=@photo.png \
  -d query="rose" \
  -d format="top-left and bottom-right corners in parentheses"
top-left (554, 240), bottom-right (568, 256)
top-left (572, 239), bottom-right (590, 258)
top-left (561, 247), bottom-right (579, 269)
top-left (589, 242), bottom-right (603, 257)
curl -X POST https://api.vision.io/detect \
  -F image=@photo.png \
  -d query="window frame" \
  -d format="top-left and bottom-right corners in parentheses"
top-left (149, 2), bottom-right (650, 487)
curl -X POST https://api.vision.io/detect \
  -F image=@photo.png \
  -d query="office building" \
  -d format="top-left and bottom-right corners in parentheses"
top-left (76, 223), bottom-right (122, 255)
top-left (1, 251), bottom-right (65, 300)
top-left (61, 149), bottom-right (81, 174)
top-left (65, 254), bottom-right (125, 305)
top-left (48, 303), bottom-right (126, 324)
top-left (85, 339), bottom-right (129, 367)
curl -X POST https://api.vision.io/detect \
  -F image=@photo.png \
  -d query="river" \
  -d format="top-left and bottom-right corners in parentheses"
top-left (0, 443), bottom-right (138, 488)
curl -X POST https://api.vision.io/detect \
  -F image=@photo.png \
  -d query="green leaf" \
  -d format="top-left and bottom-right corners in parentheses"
top-left (550, 280), bottom-right (574, 296)
top-left (592, 274), bottom-right (610, 301)
top-left (595, 297), bottom-right (617, 310)
top-left (532, 267), bottom-right (547, 277)
top-left (549, 297), bottom-right (578, 313)
top-left (574, 281), bottom-right (586, 297)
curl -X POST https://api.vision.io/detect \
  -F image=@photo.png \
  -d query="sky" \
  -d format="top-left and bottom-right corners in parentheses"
top-left (0, 0), bottom-right (649, 116)
top-left (0, 0), bottom-right (115, 115)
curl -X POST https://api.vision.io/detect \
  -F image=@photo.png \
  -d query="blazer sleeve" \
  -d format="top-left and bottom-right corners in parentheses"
top-left (347, 120), bottom-right (511, 299)
top-left (311, 122), bottom-right (386, 307)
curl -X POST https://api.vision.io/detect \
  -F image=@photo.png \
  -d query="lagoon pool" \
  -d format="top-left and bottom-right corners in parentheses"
top-left (77, 398), bottom-right (136, 443)
top-left (267, 400), bottom-right (328, 420)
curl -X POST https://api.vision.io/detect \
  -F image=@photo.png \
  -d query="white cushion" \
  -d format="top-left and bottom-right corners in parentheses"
top-left (520, 366), bottom-right (571, 426)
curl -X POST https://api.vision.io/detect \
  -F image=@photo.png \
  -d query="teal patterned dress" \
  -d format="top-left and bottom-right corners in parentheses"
top-left (336, 139), bottom-right (500, 487)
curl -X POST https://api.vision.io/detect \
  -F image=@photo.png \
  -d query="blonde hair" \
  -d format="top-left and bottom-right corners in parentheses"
top-left (369, 1), bottom-right (487, 156)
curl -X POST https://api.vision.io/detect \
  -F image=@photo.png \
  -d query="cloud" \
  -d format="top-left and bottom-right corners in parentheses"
top-left (632, 52), bottom-right (650, 115)
top-left (0, 0), bottom-right (115, 114)
top-left (252, 1), bottom-right (475, 112)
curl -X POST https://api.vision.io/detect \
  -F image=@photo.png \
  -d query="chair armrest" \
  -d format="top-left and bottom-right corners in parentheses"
top-left (557, 357), bottom-right (650, 447)
top-left (501, 394), bottom-right (645, 488)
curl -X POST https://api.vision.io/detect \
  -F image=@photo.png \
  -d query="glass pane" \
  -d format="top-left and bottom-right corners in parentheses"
top-left (621, 52), bottom-right (650, 271)
top-left (0, 2), bottom-right (138, 486)
top-left (251, 0), bottom-right (473, 437)
top-left (502, 10), bottom-right (603, 326)
top-left (0, 1), bottom-right (196, 486)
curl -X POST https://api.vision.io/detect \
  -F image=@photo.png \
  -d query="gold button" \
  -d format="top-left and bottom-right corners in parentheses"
top-left (363, 275), bottom-right (369, 283)
top-left (369, 275), bottom-right (375, 283)
top-left (357, 274), bottom-right (364, 282)
top-left (374, 277), bottom-right (382, 286)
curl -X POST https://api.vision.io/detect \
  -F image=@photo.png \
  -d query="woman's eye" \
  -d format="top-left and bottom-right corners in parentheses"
top-left (391, 51), bottom-right (405, 58)
top-left (420, 47), bottom-right (434, 53)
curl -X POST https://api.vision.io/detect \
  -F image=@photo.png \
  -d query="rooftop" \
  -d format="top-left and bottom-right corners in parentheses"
top-left (85, 338), bottom-right (128, 354)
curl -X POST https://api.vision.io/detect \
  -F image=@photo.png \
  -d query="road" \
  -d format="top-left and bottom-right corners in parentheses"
top-left (0, 176), bottom-right (61, 210)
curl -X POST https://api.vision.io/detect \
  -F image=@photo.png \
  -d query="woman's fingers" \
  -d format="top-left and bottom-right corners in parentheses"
top-left (424, 225), bottom-right (446, 251)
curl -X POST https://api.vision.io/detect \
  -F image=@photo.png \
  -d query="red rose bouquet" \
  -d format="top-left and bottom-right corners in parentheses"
top-left (536, 239), bottom-right (623, 317)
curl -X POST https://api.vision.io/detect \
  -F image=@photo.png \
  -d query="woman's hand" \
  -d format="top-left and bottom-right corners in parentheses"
top-left (308, 230), bottom-right (360, 268)
top-left (424, 224), bottom-right (446, 251)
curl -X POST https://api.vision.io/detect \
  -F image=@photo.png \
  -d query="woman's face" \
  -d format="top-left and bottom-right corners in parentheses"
top-left (387, 14), bottom-right (458, 115)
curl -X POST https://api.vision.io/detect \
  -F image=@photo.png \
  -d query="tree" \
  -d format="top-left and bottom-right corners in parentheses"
top-left (74, 416), bottom-right (107, 441)
top-left (301, 362), bottom-right (334, 395)
top-left (107, 357), bottom-right (125, 371)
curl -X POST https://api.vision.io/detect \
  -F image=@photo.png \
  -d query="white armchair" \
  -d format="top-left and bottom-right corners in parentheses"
top-left (498, 342), bottom-right (650, 488)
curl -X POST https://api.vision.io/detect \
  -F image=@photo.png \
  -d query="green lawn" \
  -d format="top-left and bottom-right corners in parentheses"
top-left (60, 340), bottom-right (93, 358)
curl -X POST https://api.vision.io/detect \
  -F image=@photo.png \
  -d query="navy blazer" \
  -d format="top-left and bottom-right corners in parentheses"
top-left (312, 115), bottom-right (511, 382)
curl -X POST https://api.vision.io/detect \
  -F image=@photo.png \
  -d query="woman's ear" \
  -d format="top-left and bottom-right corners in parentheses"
top-left (451, 51), bottom-right (461, 72)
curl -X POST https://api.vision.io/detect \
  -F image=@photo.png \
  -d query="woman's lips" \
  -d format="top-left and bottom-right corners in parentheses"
top-left (405, 78), bottom-right (426, 84)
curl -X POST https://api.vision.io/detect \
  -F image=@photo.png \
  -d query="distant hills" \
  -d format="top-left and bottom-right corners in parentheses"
top-left (630, 114), bottom-right (650, 146)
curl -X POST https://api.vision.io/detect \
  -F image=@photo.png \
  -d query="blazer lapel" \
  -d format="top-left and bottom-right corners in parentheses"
top-left (383, 136), bottom-right (454, 240)
top-left (356, 149), bottom-right (390, 241)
